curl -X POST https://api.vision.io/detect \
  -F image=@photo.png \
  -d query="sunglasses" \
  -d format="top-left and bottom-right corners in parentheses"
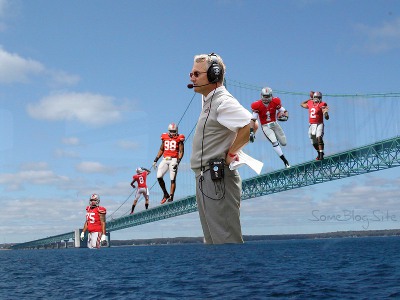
top-left (189, 71), bottom-right (207, 78)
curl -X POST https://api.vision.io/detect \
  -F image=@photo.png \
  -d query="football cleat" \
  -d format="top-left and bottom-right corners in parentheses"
top-left (161, 197), bottom-right (168, 204)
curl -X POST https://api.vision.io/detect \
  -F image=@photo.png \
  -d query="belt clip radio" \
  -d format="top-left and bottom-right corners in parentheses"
top-left (209, 159), bottom-right (224, 181)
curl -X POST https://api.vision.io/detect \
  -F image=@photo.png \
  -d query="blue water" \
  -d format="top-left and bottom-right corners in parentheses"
top-left (1, 237), bottom-right (400, 299)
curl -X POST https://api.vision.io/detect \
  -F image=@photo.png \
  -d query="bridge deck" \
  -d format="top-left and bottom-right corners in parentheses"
top-left (11, 136), bottom-right (400, 249)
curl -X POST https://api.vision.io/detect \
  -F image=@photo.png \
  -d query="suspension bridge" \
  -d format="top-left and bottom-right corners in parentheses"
top-left (10, 79), bottom-right (400, 249)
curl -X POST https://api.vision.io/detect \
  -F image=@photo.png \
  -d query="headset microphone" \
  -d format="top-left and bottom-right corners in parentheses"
top-left (187, 83), bottom-right (214, 89)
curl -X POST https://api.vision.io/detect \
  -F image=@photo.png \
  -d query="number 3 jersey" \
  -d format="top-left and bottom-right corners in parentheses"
top-left (161, 133), bottom-right (185, 158)
top-left (85, 206), bottom-right (106, 232)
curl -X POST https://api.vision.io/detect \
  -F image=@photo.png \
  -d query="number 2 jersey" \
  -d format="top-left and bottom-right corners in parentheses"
top-left (85, 206), bottom-right (106, 233)
top-left (161, 133), bottom-right (185, 158)
top-left (305, 100), bottom-right (328, 124)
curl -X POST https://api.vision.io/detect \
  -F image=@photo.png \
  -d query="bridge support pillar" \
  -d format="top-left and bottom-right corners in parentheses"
top-left (75, 229), bottom-right (86, 248)
top-left (105, 232), bottom-right (111, 247)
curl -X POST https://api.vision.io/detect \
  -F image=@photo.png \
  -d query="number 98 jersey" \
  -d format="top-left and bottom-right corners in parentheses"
top-left (161, 133), bottom-right (185, 158)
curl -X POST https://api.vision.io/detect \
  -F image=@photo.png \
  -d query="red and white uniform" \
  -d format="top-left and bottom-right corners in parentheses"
top-left (85, 206), bottom-right (106, 249)
top-left (132, 171), bottom-right (150, 201)
top-left (161, 133), bottom-right (185, 158)
top-left (251, 98), bottom-right (287, 146)
top-left (132, 171), bottom-right (149, 189)
top-left (251, 97), bottom-right (285, 125)
top-left (305, 100), bottom-right (328, 124)
top-left (85, 206), bottom-right (106, 232)
top-left (157, 133), bottom-right (185, 180)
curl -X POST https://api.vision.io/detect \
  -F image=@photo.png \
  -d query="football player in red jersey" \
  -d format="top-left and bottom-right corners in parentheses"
top-left (130, 167), bottom-right (151, 214)
top-left (301, 91), bottom-right (330, 160)
top-left (152, 123), bottom-right (185, 204)
top-left (250, 87), bottom-right (291, 168)
top-left (80, 193), bottom-right (107, 249)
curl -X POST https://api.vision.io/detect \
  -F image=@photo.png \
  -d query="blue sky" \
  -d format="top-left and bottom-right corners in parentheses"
top-left (1, 0), bottom-right (400, 243)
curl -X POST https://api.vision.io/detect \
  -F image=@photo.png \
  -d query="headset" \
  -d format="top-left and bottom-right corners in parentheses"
top-left (207, 53), bottom-right (221, 84)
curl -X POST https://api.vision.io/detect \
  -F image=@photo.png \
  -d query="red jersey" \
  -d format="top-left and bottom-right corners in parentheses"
top-left (306, 100), bottom-right (328, 124)
top-left (251, 97), bottom-right (282, 125)
top-left (161, 133), bottom-right (185, 158)
top-left (132, 170), bottom-right (149, 188)
top-left (85, 206), bottom-right (106, 232)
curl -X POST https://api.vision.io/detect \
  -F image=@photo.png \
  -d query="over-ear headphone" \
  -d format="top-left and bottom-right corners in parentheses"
top-left (207, 53), bottom-right (221, 84)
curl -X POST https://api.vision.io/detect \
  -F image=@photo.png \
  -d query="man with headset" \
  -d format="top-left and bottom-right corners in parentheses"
top-left (189, 53), bottom-right (253, 244)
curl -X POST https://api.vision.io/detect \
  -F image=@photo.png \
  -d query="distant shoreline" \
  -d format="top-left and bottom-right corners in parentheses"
top-left (3, 229), bottom-right (399, 249)
top-left (110, 229), bottom-right (400, 247)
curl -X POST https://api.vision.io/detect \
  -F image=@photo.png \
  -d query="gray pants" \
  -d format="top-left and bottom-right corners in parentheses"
top-left (195, 166), bottom-right (243, 244)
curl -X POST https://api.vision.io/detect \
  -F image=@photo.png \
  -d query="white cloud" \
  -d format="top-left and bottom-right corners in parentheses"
top-left (47, 70), bottom-right (81, 87)
top-left (27, 91), bottom-right (122, 126)
top-left (355, 17), bottom-right (400, 53)
top-left (0, 169), bottom-right (69, 191)
top-left (75, 161), bottom-right (115, 174)
top-left (0, 46), bottom-right (80, 85)
top-left (62, 137), bottom-right (80, 145)
top-left (0, 46), bottom-right (45, 83)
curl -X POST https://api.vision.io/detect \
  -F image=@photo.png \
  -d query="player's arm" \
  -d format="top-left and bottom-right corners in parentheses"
top-left (82, 220), bottom-right (88, 233)
top-left (154, 141), bottom-right (164, 161)
top-left (80, 220), bottom-right (88, 241)
top-left (250, 107), bottom-right (259, 136)
top-left (300, 100), bottom-right (309, 109)
top-left (100, 213), bottom-right (106, 235)
top-left (153, 141), bottom-right (164, 168)
top-left (130, 179), bottom-right (136, 188)
top-left (322, 105), bottom-right (329, 120)
top-left (177, 142), bottom-right (184, 164)
top-left (279, 107), bottom-right (289, 119)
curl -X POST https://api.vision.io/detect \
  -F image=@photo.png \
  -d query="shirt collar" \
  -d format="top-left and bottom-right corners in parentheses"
top-left (203, 86), bottom-right (226, 103)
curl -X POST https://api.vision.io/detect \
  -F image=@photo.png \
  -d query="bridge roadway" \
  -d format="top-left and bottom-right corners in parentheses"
top-left (11, 136), bottom-right (400, 249)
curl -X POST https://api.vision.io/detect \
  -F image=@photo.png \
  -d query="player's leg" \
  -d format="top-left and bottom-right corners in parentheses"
top-left (131, 189), bottom-right (140, 214)
top-left (274, 123), bottom-right (287, 146)
top-left (309, 124), bottom-right (319, 160)
top-left (168, 158), bottom-right (178, 202)
top-left (144, 188), bottom-right (149, 209)
top-left (316, 123), bottom-right (325, 160)
top-left (157, 159), bottom-right (170, 203)
top-left (262, 125), bottom-right (290, 168)
top-left (88, 232), bottom-right (100, 249)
